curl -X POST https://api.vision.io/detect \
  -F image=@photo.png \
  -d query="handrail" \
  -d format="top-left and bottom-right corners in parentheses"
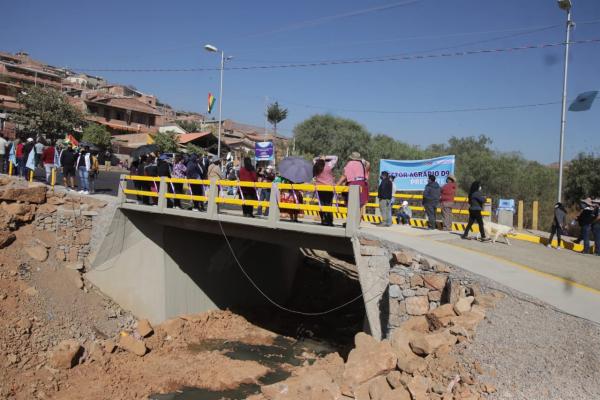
top-left (368, 191), bottom-right (492, 203)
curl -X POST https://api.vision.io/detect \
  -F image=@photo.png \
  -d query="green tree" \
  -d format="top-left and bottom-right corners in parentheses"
top-left (266, 102), bottom-right (288, 135)
top-left (176, 120), bottom-right (202, 133)
top-left (186, 143), bottom-right (205, 156)
top-left (10, 86), bottom-right (83, 144)
top-left (564, 153), bottom-right (600, 205)
top-left (81, 123), bottom-right (112, 149)
top-left (153, 131), bottom-right (179, 153)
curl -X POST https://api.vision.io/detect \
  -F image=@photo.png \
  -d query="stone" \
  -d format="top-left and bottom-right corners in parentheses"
top-left (24, 245), bottom-right (48, 262)
top-left (402, 288), bottom-right (416, 297)
top-left (102, 340), bottom-right (116, 353)
top-left (474, 294), bottom-right (499, 309)
top-left (24, 286), bottom-right (38, 296)
top-left (405, 296), bottom-right (429, 316)
top-left (389, 326), bottom-right (428, 375)
top-left (0, 184), bottom-right (46, 204)
top-left (444, 279), bottom-right (463, 305)
top-left (409, 330), bottom-right (457, 356)
top-left (67, 247), bottom-right (78, 262)
top-left (415, 287), bottom-right (429, 296)
top-left (82, 211), bottom-right (99, 217)
top-left (0, 231), bottom-right (16, 249)
top-left (389, 274), bottom-right (406, 286)
top-left (136, 319), bottom-right (154, 338)
top-left (65, 261), bottom-right (84, 271)
top-left (470, 305), bottom-right (486, 319)
top-left (422, 274), bottom-right (448, 291)
top-left (392, 250), bottom-right (414, 266)
top-left (407, 375), bottom-right (430, 400)
top-left (47, 196), bottom-right (65, 205)
top-left (382, 387), bottom-right (411, 400)
top-left (1, 202), bottom-right (36, 223)
top-left (389, 285), bottom-right (402, 298)
top-left (353, 382), bottom-right (371, 400)
top-left (368, 375), bottom-right (392, 400)
top-left (429, 304), bottom-right (456, 319)
top-left (17, 318), bottom-right (32, 334)
top-left (453, 296), bottom-right (474, 315)
top-left (420, 257), bottom-right (434, 270)
top-left (399, 316), bottom-right (430, 333)
top-left (434, 263), bottom-right (451, 273)
top-left (360, 246), bottom-right (386, 256)
top-left (37, 203), bottom-right (58, 214)
top-left (386, 371), bottom-right (402, 389)
top-left (451, 311), bottom-right (485, 333)
top-left (483, 383), bottom-right (497, 393)
top-left (77, 229), bottom-right (92, 245)
top-left (428, 290), bottom-right (442, 302)
top-left (118, 334), bottom-right (147, 356)
top-left (342, 333), bottom-right (397, 393)
top-left (410, 275), bottom-right (423, 287)
top-left (49, 340), bottom-right (83, 369)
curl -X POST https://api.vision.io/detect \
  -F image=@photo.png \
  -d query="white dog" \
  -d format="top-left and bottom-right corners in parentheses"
top-left (482, 222), bottom-right (516, 245)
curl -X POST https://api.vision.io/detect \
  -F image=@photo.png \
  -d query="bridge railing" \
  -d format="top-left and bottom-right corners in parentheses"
top-left (118, 175), bottom-right (362, 235)
top-left (366, 192), bottom-right (492, 216)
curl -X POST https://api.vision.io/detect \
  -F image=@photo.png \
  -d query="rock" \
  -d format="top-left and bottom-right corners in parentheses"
top-left (434, 263), bottom-right (451, 273)
top-left (17, 318), bottom-right (32, 335)
top-left (474, 294), bottom-right (499, 309)
top-left (422, 274), bottom-right (448, 291)
top-left (82, 211), bottom-right (99, 217)
top-left (0, 184), bottom-right (46, 204)
top-left (136, 319), bottom-right (154, 338)
top-left (386, 371), bottom-right (402, 389)
top-left (409, 330), bottom-right (457, 356)
top-left (453, 296), bottom-right (474, 315)
top-left (429, 304), bottom-right (456, 319)
top-left (54, 249), bottom-right (66, 262)
top-left (160, 318), bottom-right (185, 338)
top-left (444, 279), bottom-right (463, 305)
top-left (389, 285), bottom-right (402, 298)
top-left (7, 353), bottom-right (19, 365)
top-left (410, 275), bottom-right (423, 287)
top-left (353, 382), bottom-right (371, 400)
top-left (389, 274), bottom-right (406, 286)
top-left (65, 261), bottom-right (84, 271)
top-left (342, 333), bottom-right (397, 394)
top-left (368, 375), bottom-right (392, 400)
top-left (415, 287), bottom-right (429, 296)
top-left (67, 247), bottom-right (78, 262)
top-left (389, 327), bottom-right (427, 374)
top-left (49, 340), bottom-right (83, 369)
top-left (392, 250), bottom-right (414, 266)
top-left (1, 202), bottom-right (36, 223)
top-left (37, 203), bottom-right (58, 214)
top-left (420, 257), bottom-right (434, 270)
top-left (402, 289), bottom-right (416, 297)
top-left (360, 246), bottom-right (386, 256)
top-left (360, 238), bottom-right (381, 246)
top-left (47, 196), bottom-right (65, 205)
top-left (24, 286), bottom-right (38, 296)
top-left (0, 231), bottom-right (16, 249)
top-left (77, 229), bottom-right (92, 245)
top-left (405, 296), bottom-right (430, 316)
top-left (483, 383), bottom-right (497, 393)
top-left (382, 387), bottom-right (411, 400)
top-left (399, 316), bottom-right (430, 333)
top-left (102, 340), bottom-right (116, 353)
top-left (407, 375), bottom-right (430, 400)
top-left (118, 334), bottom-right (147, 356)
top-left (428, 290), bottom-right (442, 302)
top-left (25, 245), bottom-right (48, 262)
top-left (451, 311), bottom-right (485, 333)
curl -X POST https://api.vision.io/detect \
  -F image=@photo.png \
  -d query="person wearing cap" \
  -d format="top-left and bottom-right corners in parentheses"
top-left (397, 200), bottom-right (412, 225)
top-left (337, 152), bottom-right (370, 213)
top-left (440, 175), bottom-right (457, 231)
top-left (423, 174), bottom-right (441, 230)
top-left (377, 171), bottom-right (394, 227)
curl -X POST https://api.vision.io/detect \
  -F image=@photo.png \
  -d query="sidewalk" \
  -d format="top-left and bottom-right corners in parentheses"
top-left (361, 223), bottom-right (600, 325)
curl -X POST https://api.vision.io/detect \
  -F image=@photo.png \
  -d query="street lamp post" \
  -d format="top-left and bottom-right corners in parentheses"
top-left (204, 44), bottom-right (226, 159)
top-left (557, 0), bottom-right (574, 202)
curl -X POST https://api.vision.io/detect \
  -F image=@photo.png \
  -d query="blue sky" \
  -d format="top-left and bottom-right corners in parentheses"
top-left (4, 0), bottom-right (600, 163)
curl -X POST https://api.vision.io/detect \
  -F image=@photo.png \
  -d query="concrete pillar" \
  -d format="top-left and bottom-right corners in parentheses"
top-left (532, 201), bottom-right (539, 231)
top-left (157, 177), bottom-right (167, 210)
top-left (483, 200), bottom-right (492, 223)
top-left (206, 178), bottom-right (218, 218)
top-left (117, 174), bottom-right (126, 204)
top-left (268, 183), bottom-right (280, 227)
top-left (345, 185), bottom-right (361, 236)
top-left (517, 200), bottom-right (524, 230)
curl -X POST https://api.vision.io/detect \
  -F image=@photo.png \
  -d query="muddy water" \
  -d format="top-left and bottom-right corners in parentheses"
top-left (149, 336), bottom-right (337, 400)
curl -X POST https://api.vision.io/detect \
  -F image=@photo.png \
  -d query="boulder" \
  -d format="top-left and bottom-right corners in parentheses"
top-left (429, 304), bottom-right (456, 319)
top-left (389, 274), bottom-right (406, 286)
top-left (1, 202), bottom-right (36, 223)
top-left (136, 319), bottom-right (154, 338)
top-left (451, 311), bottom-right (485, 333)
top-left (160, 318), bottom-right (185, 338)
top-left (428, 290), bottom-right (442, 302)
top-left (382, 387), bottom-right (411, 400)
top-left (398, 316), bottom-right (429, 333)
top-left (24, 245), bottom-right (48, 262)
top-left (407, 375), bottom-right (430, 400)
top-left (389, 327), bottom-right (427, 374)
top-left (474, 294), bottom-right (499, 309)
top-left (0, 231), bottom-right (16, 249)
top-left (389, 285), bottom-right (402, 298)
top-left (368, 375), bottom-right (392, 400)
top-left (65, 261), bottom-right (84, 271)
top-left (409, 330), bottom-right (457, 356)
top-left (392, 250), bottom-right (413, 266)
top-left (453, 296), bottom-right (474, 315)
top-left (410, 274), bottom-right (424, 287)
top-left (0, 184), bottom-right (46, 204)
top-left (444, 279), bottom-right (463, 304)
top-left (103, 340), bottom-right (117, 353)
top-left (118, 334), bottom-right (147, 356)
top-left (385, 371), bottom-right (402, 389)
top-left (422, 274), bottom-right (448, 291)
top-left (49, 340), bottom-right (83, 369)
top-left (37, 203), bottom-right (58, 214)
top-left (342, 333), bottom-right (397, 394)
top-left (405, 296), bottom-right (430, 316)
top-left (47, 196), bottom-right (65, 205)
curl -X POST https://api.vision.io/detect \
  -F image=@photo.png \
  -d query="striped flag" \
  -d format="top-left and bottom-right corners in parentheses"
top-left (208, 93), bottom-right (216, 114)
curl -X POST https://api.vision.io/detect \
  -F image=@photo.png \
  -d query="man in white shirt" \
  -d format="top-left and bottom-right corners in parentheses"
top-left (34, 139), bottom-right (44, 167)
top-left (0, 134), bottom-right (7, 173)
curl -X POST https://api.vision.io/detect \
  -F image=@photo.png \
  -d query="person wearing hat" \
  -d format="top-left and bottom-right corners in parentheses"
top-left (397, 200), bottom-right (412, 225)
top-left (547, 202), bottom-right (568, 249)
top-left (440, 175), bottom-right (457, 231)
top-left (337, 151), bottom-right (370, 212)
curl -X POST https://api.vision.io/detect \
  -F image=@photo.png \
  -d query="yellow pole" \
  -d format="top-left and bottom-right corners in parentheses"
top-left (29, 169), bottom-right (33, 183)
top-left (532, 200), bottom-right (539, 231)
top-left (51, 168), bottom-right (56, 189)
top-left (8, 162), bottom-right (13, 176)
top-left (517, 200), bottom-right (524, 230)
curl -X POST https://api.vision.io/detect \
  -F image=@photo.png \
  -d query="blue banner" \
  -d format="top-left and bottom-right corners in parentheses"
top-left (379, 155), bottom-right (455, 191)
top-left (255, 141), bottom-right (274, 161)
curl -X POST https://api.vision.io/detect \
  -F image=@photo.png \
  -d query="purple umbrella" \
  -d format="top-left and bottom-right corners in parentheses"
top-left (278, 156), bottom-right (313, 183)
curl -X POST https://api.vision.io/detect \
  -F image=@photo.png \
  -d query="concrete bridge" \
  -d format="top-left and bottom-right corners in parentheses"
top-left (86, 175), bottom-right (600, 341)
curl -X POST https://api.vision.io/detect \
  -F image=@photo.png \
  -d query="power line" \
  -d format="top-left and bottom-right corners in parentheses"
top-left (73, 38), bottom-right (600, 73)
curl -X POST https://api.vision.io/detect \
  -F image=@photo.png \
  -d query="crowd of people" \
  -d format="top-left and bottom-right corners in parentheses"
top-left (0, 134), bottom-right (100, 194)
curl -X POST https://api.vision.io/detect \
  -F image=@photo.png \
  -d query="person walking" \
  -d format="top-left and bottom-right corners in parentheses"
top-left (76, 146), bottom-right (91, 194)
top-left (239, 157), bottom-right (257, 217)
top-left (423, 174), bottom-right (441, 230)
top-left (397, 200), bottom-right (412, 225)
top-left (60, 144), bottom-right (77, 190)
top-left (0, 134), bottom-right (7, 173)
top-left (337, 152), bottom-right (370, 213)
top-left (547, 202), bottom-right (567, 249)
top-left (461, 181), bottom-right (488, 241)
top-left (578, 198), bottom-right (596, 254)
top-left (440, 175), bottom-right (457, 231)
top-left (41, 144), bottom-right (56, 184)
top-left (313, 155), bottom-right (338, 226)
top-left (377, 171), bottom-right (394, 227)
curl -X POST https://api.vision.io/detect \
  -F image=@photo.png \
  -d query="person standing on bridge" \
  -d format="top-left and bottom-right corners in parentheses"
top-left (440, 175), bottom-right (457, 231)
top-left (186, 154), bottom-right (205, 212)
top-left (171, 154), bottom-right (187, 209)
top-left (592, 199), bottom-right (600, 256)
top-left (423, 174), bottom-right (441, 230)
top-left (547, 202), bottom-right (567, 249)
top-left (313, 155), bottom-right (338, 226)
top-left (337, 152), bottom-right (370, 214)
top-left (377, 171), bottom-right (394, 227)
top-left (461, 181), bottom-right (488, 241)
top-left (239, 156), bottom-right (257, 218)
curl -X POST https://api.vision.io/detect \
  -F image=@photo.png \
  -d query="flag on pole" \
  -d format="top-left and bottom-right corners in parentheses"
top-left (569, 91), bottom-right (598, 112)
top-left (208, 93), bottom-right (216, 114)
top-left (65, 134), bottom-right (79, 147)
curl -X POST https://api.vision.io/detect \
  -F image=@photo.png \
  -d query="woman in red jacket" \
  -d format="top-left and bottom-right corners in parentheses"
top-left (440, 175), bottom-right (457, 231)
top-left (238, 157), bottom-right (258, 217)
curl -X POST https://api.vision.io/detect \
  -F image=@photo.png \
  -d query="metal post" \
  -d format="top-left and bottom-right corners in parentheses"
top-left (557, 8), bottom-right (573, 202)
top-left (217, 50), bottom-right (224, 159)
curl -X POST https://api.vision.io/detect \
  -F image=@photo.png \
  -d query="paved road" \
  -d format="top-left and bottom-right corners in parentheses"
top-left (362, 223), bottom-right (600, 325)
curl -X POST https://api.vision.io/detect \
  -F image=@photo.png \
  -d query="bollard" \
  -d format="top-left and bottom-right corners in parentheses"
top-left (51, 168), bottom-right (56, 189)
top-left (532, 200), bottom-right (539, 231)
top-left (8, 162), bottom-right (13, 176)
top-left (29, 169), bottom-right (33, 183)
top-left (517, 200), bottom-right (524, 230)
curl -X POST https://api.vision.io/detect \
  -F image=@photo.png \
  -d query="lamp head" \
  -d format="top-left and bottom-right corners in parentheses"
top-left (557, 0), bottom-right (572, 11)
top-left (204, 44), bottom-right (218, 53)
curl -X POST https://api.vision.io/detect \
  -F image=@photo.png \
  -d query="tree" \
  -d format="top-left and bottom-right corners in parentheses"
top-left (81, 123), bottom-right (112, 149)
top-left (10, 86), bottom-right (83, 144)
top-left (186, 143), bottom-right (205, 156)
top-left (564, 153), bottom-right (600, 205)
top-left (176, 120), bottom-right (202, 133)
top-left (266, 102), bottom-right (288, 135)
top-left (153, 131), bottom-right (179, 153)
